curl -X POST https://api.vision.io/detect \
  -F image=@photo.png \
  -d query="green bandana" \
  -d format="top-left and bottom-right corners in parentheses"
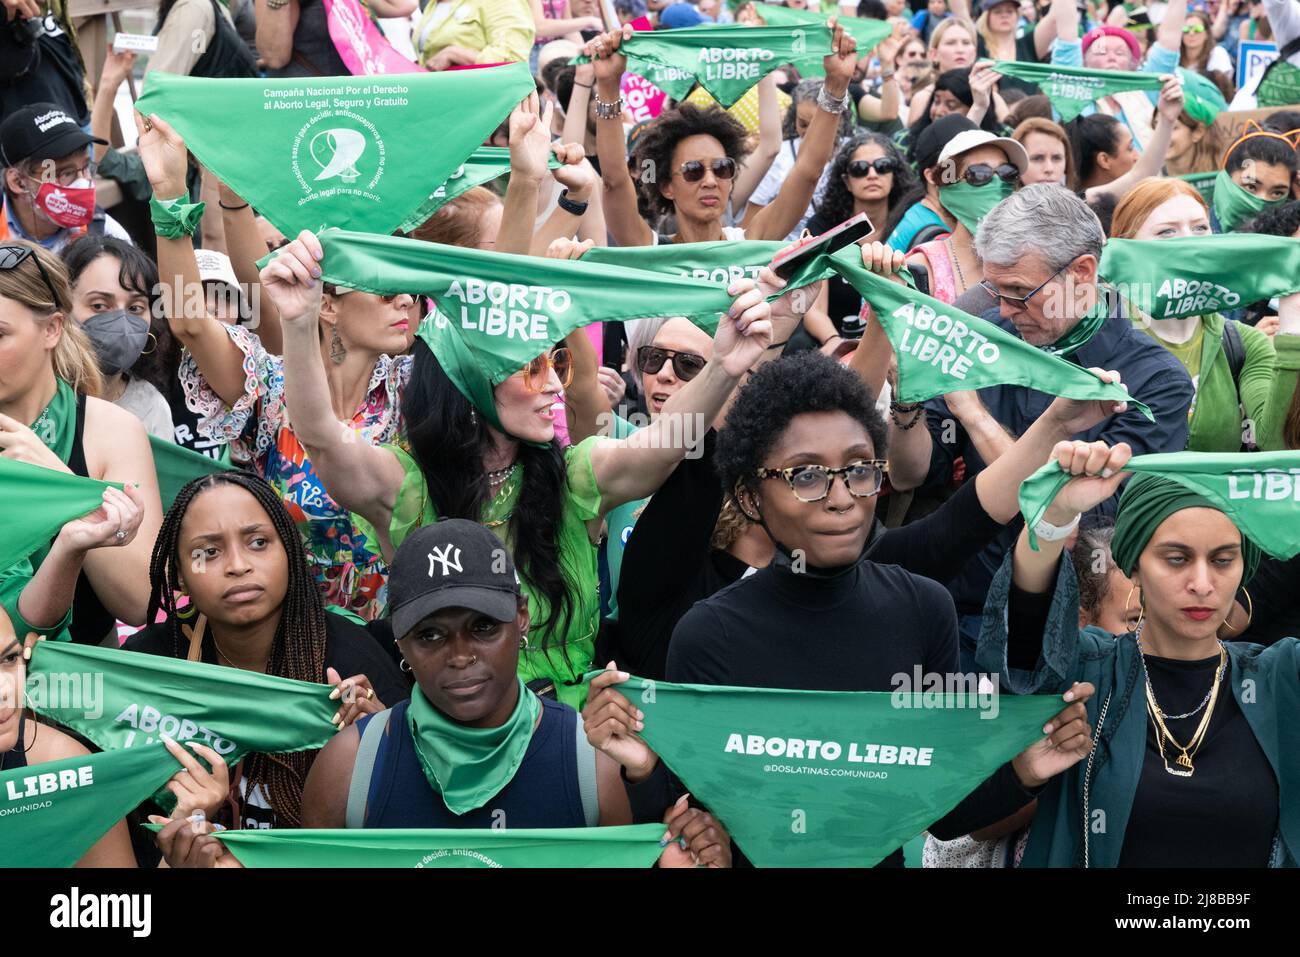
top-left (584, 238), bottom-right (784, 283)
top-left (741, 4), bottom-right (892, 75)
top-left (1211, 167), bottom-right (1285, 233)
top-left (576, 24), bottom-right (855, 107)
top-left (32, 377), bottom-right (75, 464)
top-left (788, 246), bottom-right (1153, 416)
top-left (0, 744), bottom-right (181, 868)
top-left (148, 434), bottom-right (233, 511)
top-left (135, 64), bottom-right (535, 237)
top-left (991, 61), bottom-right (1163, 122)
top-left (0, 458), bottom-right (120, 572)
top-left (1099, 235), bottom-right (1300, 320)
top-left (626, 55), bottom-right (698, 100)
top-left (406, 678), bottom-right (541, 816)
top-left (27, 641), bottom-right (339, 763)
top-left (191, 824), bottom-right (666, 867)
top-left (937, 178), bottom-right (1015, 236)
top-left (1019, 450), bottom-right (1300, 557)
top-left (309, 230), bottom-right (746, 436)
top-left (1177, 68), bottom-right (1228, 127)
top-left (1110, 472), bottom-right (1263, 581)
top-left (1256, 61), bottom-right (1300, 109)
top-left (1039, 298), bottom-right (1109, 358)
top-left (584, 673), bottom-right (1061, 867)
top-left (407, 148), bottom-right (562, 230)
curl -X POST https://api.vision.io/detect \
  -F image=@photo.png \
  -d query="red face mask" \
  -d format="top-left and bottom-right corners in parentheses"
top-left (31, 179), bottom-right (95, 229)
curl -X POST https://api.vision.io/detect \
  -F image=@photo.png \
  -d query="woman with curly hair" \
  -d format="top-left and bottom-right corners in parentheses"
top-left (584, 19), bottom-right (860, 245)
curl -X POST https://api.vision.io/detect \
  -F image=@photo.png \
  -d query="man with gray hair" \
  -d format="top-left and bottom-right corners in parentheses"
top-left (888, 184), bottom-right (1193, 670)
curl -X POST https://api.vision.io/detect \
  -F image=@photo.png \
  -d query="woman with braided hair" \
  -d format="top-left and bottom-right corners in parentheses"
top-left (124, 471), bottom-right (407, 843)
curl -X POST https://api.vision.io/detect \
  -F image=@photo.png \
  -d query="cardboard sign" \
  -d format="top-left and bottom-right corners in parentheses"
top-left (1237, 40), bottom-right (1279, 92)
top-left (1211, 103), bottom-right (1300, 142)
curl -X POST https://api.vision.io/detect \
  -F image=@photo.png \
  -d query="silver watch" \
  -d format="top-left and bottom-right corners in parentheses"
top-left (816, 85), bottom-right (850, 114)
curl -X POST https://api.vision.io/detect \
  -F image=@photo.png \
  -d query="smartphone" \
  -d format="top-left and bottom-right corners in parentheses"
top-left (769, 212), bottom-right (873, 281)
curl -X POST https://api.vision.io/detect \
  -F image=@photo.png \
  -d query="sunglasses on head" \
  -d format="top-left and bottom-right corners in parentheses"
top-left (960, 163), bottom-right (1021, 187)
top-left (636, 345), bottom-right (707, 381)
top-left (0, 243), bottom-right (60, 305)
top-left (521, 347), bottom-right (573, 392)
top-left (676, 157), bottom-right (737, 183)
top-left (847, 157), bottom-right (899, 178)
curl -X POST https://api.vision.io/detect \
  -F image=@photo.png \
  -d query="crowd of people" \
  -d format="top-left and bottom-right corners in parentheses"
top-left (2, 0), bottom-right (1300, 870)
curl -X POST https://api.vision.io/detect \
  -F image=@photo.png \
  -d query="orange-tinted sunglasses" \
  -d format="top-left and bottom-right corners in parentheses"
top-left (521, 347), bottom-right (573, 392)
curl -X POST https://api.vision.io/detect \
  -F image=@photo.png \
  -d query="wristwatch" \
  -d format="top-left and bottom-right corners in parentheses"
top-left (557, 189), bottom-right (589, 216)
top-left (1032, 513), bottom-right (1081, 543)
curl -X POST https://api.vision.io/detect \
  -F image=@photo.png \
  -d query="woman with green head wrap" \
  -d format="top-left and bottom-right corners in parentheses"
top-left (976, 437), bottom-right (1300, 867)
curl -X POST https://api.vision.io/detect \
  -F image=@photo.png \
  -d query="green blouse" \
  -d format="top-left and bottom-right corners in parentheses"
top-left (385, 436), bottom-right (604, 711)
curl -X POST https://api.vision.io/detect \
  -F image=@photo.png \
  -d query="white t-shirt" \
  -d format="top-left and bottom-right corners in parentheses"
top-left (116, 376), bottom-right (174, 441)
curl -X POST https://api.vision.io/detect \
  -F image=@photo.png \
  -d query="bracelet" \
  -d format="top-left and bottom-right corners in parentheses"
top-left (764, 338), bottom-right (790, 352)
top-left (265, 0), bottom-right (290, 9)
top-left (889, 402), bottom-right (924, 430)
top-left (150, 194), bottom-right (206, 239)
top-left (557, 188), bottom-right (589, 216)
top-left (821, 334), bottom-right (843, 347)
top-left (891, 401), bottom-right (921, 413)
top-left (816, 85), bottom-right (850, 115)
top-left (594, 93), bottom-right (624, 120)
top-left (1032, 512), bottom-right (1081, 543)
top-left (574, 81), bottom-right (594, 89)
top-left (879, 69), bottom-right (896, 81)
top-left (218, 200), bottom-right (250, 211)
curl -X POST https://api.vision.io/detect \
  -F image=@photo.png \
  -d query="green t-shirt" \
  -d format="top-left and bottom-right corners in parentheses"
top-left (384, 436), bottom-right (604, 711)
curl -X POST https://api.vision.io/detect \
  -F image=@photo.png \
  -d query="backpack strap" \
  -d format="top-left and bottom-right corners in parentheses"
top-left (908, 223), bottom-right (950, 251)
top-left (574, 710), bottom-right (600, 827)
top-left (346, 707), bottom-right (392, 829)
top-left (1221, 319), bottom-right (1246, 399)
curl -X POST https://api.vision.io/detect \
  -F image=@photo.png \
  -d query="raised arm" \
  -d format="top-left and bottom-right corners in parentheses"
top-left (531, 0), bottom-right (602, 39)
top-left (1033, 1), bottom-right (1059, 57)
top-left (1155, 0), bottom-right (1189, 56)
top-left (730, 73), bottom-right (782, 211)
top-left (260, 232), bottom-right (407, 548)
top-left (563, 60), bottom-right (596, 146)
top-left (137, 112), bottom-right (248, 408)
top-left (217, 179), bottom-right (283, 353)
top-left (91, 49), bottom-right (134, 165)
top-left (498, 93), bottom-right (551, 257)
top-left (542, 239), bottom-right (612, 445)
top-left (529, 145), bottom-right (598, 255)
top-left (749, 19), bottom-right (858, 242)
top-left (589, 282), bottom-right (773, 512)
top-left (1084, 76), bottom-right (1182, 201)
top-left (255, 0), bottom-right (299, 71)
top-left (587, 25), bottom-right (655, 247)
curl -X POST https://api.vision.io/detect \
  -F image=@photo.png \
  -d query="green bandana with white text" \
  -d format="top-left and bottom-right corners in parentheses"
top-left (627, 55), bottom-right (698, 100)
top-left (27, 641), bottom-right (339, 764)
top-left (586, 674), bottom-right (1061, 867)
top-left (196, 824), bottom-right (667, 867)
top-left (1019, 450), bottom-right (1300, 553)
top-left (0, 744), bottom-right (181, 868)
top-left (741, 4), bottom-right (891, 75)
top-left (135, 64), bottom-right (535, 237)
top-left (577, 24), bottom-right (853, 107)
top-left (991, 61), bottom-right (1163, 122)
top-left (1099, 235), bottom-right (1300, 320)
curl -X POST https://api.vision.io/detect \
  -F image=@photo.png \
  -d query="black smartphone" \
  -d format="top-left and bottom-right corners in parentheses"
top-left (769, 212), bottom-right (874, 281)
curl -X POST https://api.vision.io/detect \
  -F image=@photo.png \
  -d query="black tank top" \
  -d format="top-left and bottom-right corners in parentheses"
top-left (64, 395), bottom-right (116, 646)
top-left (1, 714), bottom-right (27, 771)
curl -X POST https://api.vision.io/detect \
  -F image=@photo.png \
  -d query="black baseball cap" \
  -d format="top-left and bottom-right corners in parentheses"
top-left (0, 103), bottom-right (107, 168)
top-left (388, 519), bottom-right (523, 640)
top-left (912, 113), bottom-right (979, 173)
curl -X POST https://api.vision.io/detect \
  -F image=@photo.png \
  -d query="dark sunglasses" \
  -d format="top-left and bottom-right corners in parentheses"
top-left (0, 243), bottom-right (60, 305)
top-left (636, 345), bottom-right (707, 381)
top-left (676, 157), bottom-right (737, 183)
top-left (847, 158), bottom-right (899, 178)
top-left (961, 163), bottom-right (1021, 187)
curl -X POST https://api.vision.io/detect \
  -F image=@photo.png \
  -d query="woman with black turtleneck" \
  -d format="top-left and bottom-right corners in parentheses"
top-left (586, 350), bottom-right (1100, 867)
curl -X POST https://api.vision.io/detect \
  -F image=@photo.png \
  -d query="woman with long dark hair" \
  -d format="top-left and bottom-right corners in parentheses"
top-left (266, 232), bottom-right (773, 710)
top-left (125, 471), bottom-right (407, 834)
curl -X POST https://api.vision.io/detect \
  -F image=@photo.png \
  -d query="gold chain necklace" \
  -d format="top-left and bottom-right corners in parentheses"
top-left (1138, 626), bottom-right (1226, 777)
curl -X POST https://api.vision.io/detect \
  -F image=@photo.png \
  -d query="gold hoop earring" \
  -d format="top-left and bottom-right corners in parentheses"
top-left (1224, 587), bottom-right (1253, 634)
top-left (1125, 583), bottom-right (1144, 634)
top-left (520, 631), bottom-right (529, 650)
top-left (329, 326), bottom-right (347, 365)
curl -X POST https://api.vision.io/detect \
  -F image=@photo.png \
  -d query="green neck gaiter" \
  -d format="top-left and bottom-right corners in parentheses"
top-left (406, 677), bottom-right (541, 815)
top-left (937, 179), bottom-right (1015, 236)
top-left (1040, 295), bottom-right (1109, 358)
top-left (31, 377), bottom-right (76, 464)
top-left (1211, 168), bottom-right (1283, 233)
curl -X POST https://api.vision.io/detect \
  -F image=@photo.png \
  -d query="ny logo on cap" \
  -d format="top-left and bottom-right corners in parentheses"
top-left (427, 544), bottom-right (463, 578)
